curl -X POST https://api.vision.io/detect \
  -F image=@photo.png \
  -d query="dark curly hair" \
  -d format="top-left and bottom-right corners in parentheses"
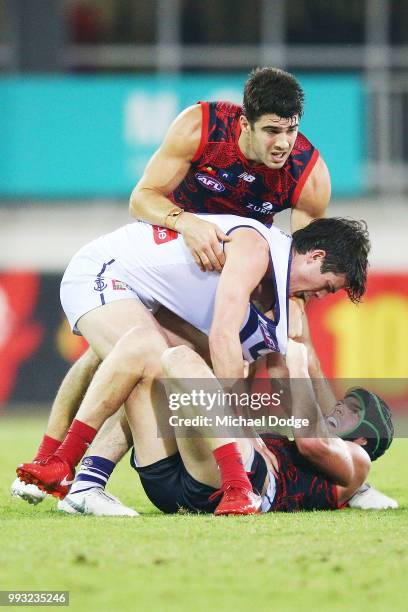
top-left (292, 218), bottom-right (370, 303)
top-left (243, 67), bottom-right (304, 125)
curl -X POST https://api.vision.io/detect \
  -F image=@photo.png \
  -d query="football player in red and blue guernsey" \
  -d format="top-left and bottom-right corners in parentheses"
top-left (130, 66), bottom-right (330, 272)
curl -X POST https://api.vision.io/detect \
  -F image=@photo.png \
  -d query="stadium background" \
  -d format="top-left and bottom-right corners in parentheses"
top-left (0, 1), bottom-right (407, 410)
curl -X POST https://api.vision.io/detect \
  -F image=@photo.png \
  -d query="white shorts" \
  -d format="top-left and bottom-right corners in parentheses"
top-left (60, 238), bottom-right (160, 335)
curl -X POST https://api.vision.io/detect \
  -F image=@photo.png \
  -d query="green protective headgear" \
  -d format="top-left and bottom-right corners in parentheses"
top-left (339, 388), bottom-right (394, 461)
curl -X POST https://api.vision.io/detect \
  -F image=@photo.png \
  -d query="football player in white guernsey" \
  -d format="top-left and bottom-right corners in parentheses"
top-left (17, 216), bottom-right (370, 515)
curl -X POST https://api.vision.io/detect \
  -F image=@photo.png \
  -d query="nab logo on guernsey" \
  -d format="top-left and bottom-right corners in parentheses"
top-left (238, 172), bottom-right (256, 183)
top-left (195, 173), bottom-right (225, 193)
top-left (152, 225), bottom-right (178, 245)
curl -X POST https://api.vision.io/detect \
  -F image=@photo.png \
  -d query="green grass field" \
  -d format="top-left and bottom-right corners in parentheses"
top-left (1, 415), bottom-right (407, 612)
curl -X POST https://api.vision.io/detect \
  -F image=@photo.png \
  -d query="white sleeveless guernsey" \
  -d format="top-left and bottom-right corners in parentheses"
top-left (101, 214), bottom-right (292, 361)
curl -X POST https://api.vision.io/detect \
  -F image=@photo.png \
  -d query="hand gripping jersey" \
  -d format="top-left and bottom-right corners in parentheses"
top-left (101, 214), bottom-right (292, 360)
top-left (261, 435), bottom-right (339, 512)
top-left (169, 101), bottom-right (319, 225)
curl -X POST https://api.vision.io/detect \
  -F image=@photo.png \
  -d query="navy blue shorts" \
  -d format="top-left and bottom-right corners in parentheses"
top-left (130, 449), bottom-right (267, 514)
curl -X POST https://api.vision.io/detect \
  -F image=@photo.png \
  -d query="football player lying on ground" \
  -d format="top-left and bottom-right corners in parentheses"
top-left (64, 339), bottom-right (394, 516)
top-left (13, 301), bottom-right (397, 514)
top-left (16, 216), bottom-right (369, 515)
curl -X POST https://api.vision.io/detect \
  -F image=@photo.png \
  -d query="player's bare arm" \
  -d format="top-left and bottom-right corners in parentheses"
top-left (262, 297), bottom-right (304, 389)
top-left (209, 228), bottom-right (270, 380)
top-left (285, 339), bottom-right (370, 493)
top-left (287, 296), bottom-right (304, 339)
top-left (290, 156), bottom-right (331, 232)
top-left (129, 104), bottom-right (230, 272)
top-left (266, 297), bottom-right (337, 414)
top-left (298, 306), bottom-right (338, 415)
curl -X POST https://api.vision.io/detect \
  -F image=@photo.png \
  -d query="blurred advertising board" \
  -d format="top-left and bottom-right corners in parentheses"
top-left (0, 74), bottom-right (364, 199)
top-left (0, 271), bottom-right (406, 411)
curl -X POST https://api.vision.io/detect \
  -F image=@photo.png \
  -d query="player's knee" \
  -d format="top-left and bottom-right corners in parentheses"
top-left (161, 345), bottom-right (196, 377)
top-left (113, 326), bottom-right (168, 377)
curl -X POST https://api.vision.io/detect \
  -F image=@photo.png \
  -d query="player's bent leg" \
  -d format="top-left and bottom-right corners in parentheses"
top-left (112, 338), bottom-right (195, 515)
top-left (161, 346), bottom-right (261, 515)
top-left (45, 348), bottom-right (101, 440)
top-left (123, 312), bottom-right (217, 515)
top-left (122, 317), bottom-right (182, 468)
top-left (74, 320), bottom-right (168, 429)
top-left (122, 307), bottom-right (217, 469)
top-left (161, 345), bottom-right (253, 482)
top-left (17, 299), bottom-right (167, 498)
top-left (13, 348), bottom-right (101, 505)
top-left (89, 406), bottom-right (134, 464)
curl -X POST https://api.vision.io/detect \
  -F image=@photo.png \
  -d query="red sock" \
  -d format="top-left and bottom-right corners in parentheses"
top-left (213, 442), bottom-right (252, 491)
top-left (54, 419), bottom-right (97, 470)
top-left (33, 435), bottom-right (61, 462)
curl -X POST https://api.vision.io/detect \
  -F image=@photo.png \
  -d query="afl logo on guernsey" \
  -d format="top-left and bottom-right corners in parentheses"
top-left (195, 173), bottom-right (226, 193)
